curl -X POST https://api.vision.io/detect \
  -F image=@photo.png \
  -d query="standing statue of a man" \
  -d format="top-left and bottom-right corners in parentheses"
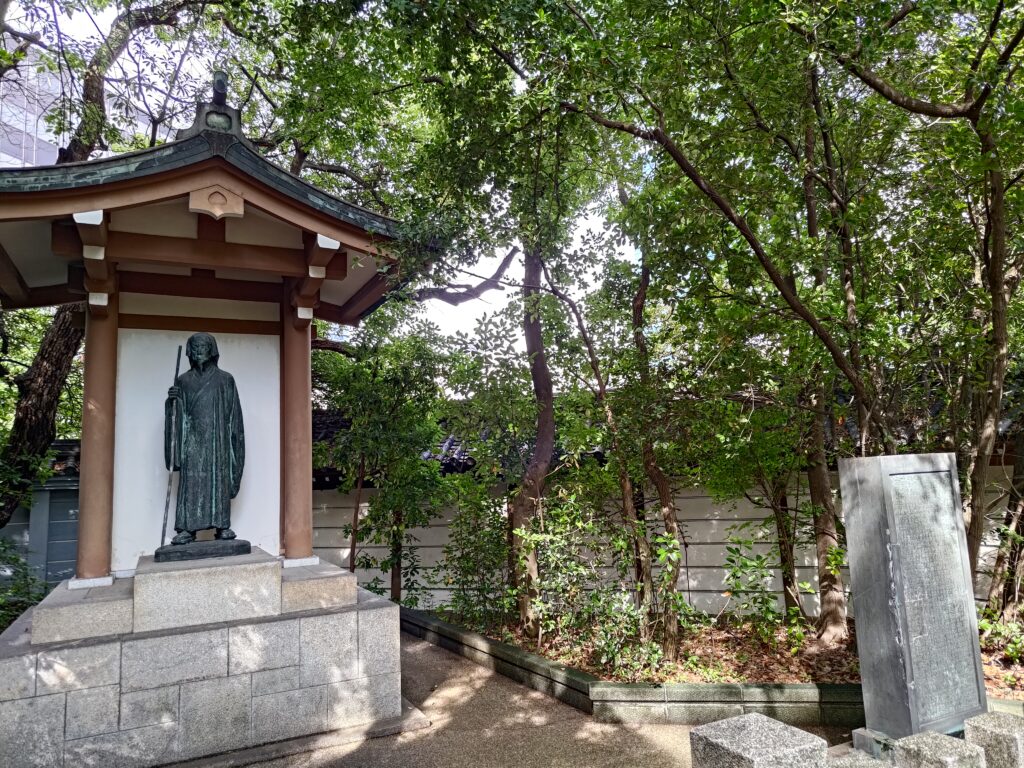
top-left (164, 332), bottom-right (245, 545)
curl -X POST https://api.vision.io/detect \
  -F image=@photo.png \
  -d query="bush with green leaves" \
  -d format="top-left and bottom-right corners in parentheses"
top-left (979, 610), bottom-right (1024, 664)
top-left (432, 474), bottom-right (513, 629)
top-left (0, 538), bottom-right (45, 632)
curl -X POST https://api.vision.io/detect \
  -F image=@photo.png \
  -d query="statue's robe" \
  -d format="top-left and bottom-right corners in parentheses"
top-left (165, 365), bottom-right (244, 533)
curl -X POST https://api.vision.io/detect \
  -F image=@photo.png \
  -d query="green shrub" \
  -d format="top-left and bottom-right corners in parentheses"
top-left (0, 539), bottom-right (46, 632)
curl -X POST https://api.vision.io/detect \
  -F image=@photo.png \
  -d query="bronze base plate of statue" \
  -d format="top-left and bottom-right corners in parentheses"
top-left (159, 332), bottom-right (249, 564)
top-left (154, 538), bottom-right (252, 563)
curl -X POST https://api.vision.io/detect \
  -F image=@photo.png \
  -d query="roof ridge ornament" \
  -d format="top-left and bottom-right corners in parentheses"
top-left (174, 70), bottom-right (256, 150)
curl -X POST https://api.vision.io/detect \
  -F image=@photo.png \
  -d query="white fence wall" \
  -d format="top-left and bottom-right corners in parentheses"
top-left (312, 466), bottom-right (1015, 614)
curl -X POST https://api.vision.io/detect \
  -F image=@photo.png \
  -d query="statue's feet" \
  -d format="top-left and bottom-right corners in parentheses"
top-left (216, 528), bottom-right (237, 540)
top-left (171, 531), bottom-right (194, 545)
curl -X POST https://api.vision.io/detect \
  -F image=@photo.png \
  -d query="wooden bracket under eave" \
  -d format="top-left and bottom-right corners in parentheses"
top-left (292, 264), bottom-right (325, 309)
top-left (87, 291), bottom-right (110, 319)
top-left (292, 305), bottom-right (313, 330)
top-left (73, 210), bottom-right (110, 286)
top-left (301, 231), bottom-right (346, 276)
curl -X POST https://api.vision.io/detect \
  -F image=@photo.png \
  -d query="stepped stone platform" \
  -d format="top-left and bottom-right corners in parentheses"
top-left (0, 549), bottom-right (412, 768)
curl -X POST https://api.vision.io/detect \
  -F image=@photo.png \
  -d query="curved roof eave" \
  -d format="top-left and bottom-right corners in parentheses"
top-left (0, 130), bottom-right (401, 240)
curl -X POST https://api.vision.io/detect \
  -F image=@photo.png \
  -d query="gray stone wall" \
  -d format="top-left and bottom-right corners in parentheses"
top-left (0, 589), bottom-right (400, 768)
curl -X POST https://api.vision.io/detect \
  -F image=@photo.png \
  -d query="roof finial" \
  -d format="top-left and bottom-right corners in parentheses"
top-left (212, 71), bottom-right (228, 106)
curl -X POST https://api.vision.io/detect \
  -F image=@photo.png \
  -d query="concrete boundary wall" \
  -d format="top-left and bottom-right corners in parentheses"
top-left (318, 467), bottom-right (1013, 613)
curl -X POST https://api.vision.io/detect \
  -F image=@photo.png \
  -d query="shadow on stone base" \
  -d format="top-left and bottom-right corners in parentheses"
top-left (154, 539), bottom-right (251, 562)
top-left (171, 699), bottom-right (429, 768)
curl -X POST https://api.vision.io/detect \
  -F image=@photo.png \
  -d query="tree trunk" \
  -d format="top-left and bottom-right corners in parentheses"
top-left (772, 487), bottom-right (805, 618)
top-left (510, 247), bottom-right (556, 635)
top-left (0, 305), bottom-right (83, 527)
top-left (801, 80), bottom-right (848, 644)
top-left (1, 0), bottom-right (207, 528)
top-left (965, 124), bottom-right (1009, 580)
top-left (631, 258), bottom-right (683, 659)
top-left (348, 455), bottom-right (365, 572)
top-left (808, 385), bottom-right (847, 643)
top-left (987, 429), bottom-right (1024, 617)
top-left (390, 507), bottom-right (403, 602)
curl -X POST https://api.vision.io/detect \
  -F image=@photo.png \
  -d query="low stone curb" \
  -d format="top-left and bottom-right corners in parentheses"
top-left (398, 608), bottom-right (866, 727)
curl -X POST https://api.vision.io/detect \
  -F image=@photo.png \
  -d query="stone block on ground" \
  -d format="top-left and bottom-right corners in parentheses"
top-left (358, 600), bottom-right (400, 677)
top-left (30, 578), bottom-right (133, 644)
top-left (0, 693), bottom-right (67, 768)
top-left (300, 610), bottom-right (358, 687)
top-left (121, 628), bottom-right (227, 692)
top-left (228, 618), bottom-right (300, 674)
top-left (120, 685), bottom-right (180, 730)
top-left (133, 549), bottom-right (281, 633)
top-left (36, 641), bottom-right (120, 694)
top-left (281, 562), bottom-right (356, 613)
top-left (894, 732), bottom-right (985, 768)
top-left (966, 711), bottom-right (1024, 768)
top-left (65, 684), bottom-right (120, 740)
top-left (178, 674), bottom-right (251, 760)
top-left (0, 653), bottom-right (36, 701)
top-left (689, 712), bottom-right (828, 768)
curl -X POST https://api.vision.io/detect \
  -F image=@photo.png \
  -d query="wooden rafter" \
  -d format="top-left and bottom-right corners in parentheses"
top-left (0, 241), bottom-right (31, 306)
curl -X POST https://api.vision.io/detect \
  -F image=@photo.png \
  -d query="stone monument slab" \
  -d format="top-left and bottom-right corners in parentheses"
top-left (839, 453), bottom-right (986, 746)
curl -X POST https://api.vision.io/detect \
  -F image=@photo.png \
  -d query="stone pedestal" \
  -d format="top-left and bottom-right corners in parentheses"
top-left (133, 549), bottom-right (281, 632)
top-left (966, 712), bottom-right (1024, 768)
top-left (689, 713), bottom-right (828, 767)
top-left (894, 732), bottom-right (985, 768)
top-left (0, 554), bottom-right (403, 768)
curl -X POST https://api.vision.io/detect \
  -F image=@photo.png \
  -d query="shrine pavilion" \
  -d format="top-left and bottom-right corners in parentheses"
top-left (0, 77), bottom-right (401, 582)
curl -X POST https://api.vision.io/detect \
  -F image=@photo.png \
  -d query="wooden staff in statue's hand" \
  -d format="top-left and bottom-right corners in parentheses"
top-left (161, 345), bottom-right (183, 547)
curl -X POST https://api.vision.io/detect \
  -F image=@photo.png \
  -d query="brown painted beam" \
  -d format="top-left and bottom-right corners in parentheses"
top-left (51, 227), bottom-right (313, 277)
top-left (118, 314), bottom-right (281, 335)
top-left (0, 241), bottom-right (31, 305)
top-left (333, 273), bottom-right (391, 322)
top-left (118, 270), bottom-right (281, 303)
top-left (0, 283), bottom-right (79, 309)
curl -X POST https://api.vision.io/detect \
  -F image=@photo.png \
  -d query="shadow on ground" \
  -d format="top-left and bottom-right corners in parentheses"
top-left (249, 634), bottom-right (850, 768)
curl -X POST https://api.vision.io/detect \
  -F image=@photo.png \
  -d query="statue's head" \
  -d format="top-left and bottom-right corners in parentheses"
top-left (186, 333), bottom-right (220, 369)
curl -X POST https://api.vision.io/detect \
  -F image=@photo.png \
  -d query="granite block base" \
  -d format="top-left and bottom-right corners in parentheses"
top-left (0, 554), bottom-right (401, 768)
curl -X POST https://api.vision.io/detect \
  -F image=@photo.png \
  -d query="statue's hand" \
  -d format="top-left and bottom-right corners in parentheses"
top-left (168, 386), bottom-right (181, 399)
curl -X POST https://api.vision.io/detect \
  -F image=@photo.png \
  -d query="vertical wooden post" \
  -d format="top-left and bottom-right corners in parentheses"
top-left (76, 293), bottom-right (118, 579)
top-left (281, 289), bottom-right (313, 559)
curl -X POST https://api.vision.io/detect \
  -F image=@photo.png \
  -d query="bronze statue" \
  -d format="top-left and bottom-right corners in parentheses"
top-left (164, 333), bottom-right (245, 545)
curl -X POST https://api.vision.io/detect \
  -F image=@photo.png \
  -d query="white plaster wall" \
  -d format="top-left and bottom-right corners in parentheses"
top-left (111, 328), bottom-right (281, 573)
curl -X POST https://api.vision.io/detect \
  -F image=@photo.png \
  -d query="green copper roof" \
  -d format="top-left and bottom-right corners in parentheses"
top-left (0, 102), bottom-right (399, 240)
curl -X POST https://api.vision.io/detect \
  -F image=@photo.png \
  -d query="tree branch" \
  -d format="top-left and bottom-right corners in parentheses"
top-left (413, 247), bottom-right (519, 305)
top-left (311, 337), bottom-right (358, 358)
top-left (789, 21), bottom-right (981, 119)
